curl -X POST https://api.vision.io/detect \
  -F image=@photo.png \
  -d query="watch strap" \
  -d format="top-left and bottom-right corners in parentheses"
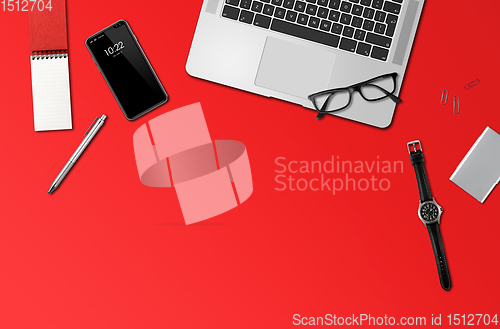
top-left (427, 223), bottom-right (451, 291)
top-left (410, 149), bottom-right (433, 202)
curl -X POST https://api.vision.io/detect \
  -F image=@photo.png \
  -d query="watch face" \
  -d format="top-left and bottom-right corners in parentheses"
top-left (420, 203), bottom-right (439, 222)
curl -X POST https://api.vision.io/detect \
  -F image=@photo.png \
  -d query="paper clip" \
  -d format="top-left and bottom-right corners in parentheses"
top-left (441, 89), bottom-right (448, 105)
top-left (453, 95), bottom-right (460, 114)
top-left (465, 79), bottom-right (480, 90)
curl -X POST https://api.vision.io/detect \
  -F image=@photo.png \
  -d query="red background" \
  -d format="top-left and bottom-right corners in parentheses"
top-left (1, 0), bottom-right (499, 327)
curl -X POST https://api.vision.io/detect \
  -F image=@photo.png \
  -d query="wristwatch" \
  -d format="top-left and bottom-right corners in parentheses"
top-left (407, 140), bottom-right (451, 291)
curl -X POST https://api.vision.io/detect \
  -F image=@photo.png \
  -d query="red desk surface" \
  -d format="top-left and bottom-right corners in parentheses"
top-left (1, 1), bottom-right (499, 328)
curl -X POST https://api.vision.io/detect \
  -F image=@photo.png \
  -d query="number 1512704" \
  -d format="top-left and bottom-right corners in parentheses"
top-left (2, 0), bottom-right (52, 11)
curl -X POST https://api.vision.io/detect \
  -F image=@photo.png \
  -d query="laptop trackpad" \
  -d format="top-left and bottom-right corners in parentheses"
top-left (255, 37), bottom-right (336, 99)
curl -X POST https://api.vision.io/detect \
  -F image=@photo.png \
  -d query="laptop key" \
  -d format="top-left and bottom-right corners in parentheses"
top-left (342, 26), bottom-right (354, 37)
top-left (263, 4), bottom-right (275, 15)
top-left (371, 45), bottom-right (388, 60)
top-left (339, 37), bottom-right (357, 52)
top-left (320, 19), bottom-right (332, 31)
top-left (392, 0), bottom-right (402, 2)
top-left (284, 0), bottom-right (295, 8)
top-left (251, 1), bottom-right (263, 12)
top-left (351, 16), bottom-right (363, 27)
top-left (297, 13), bottom-right (309, 24)
top-left (360, 0), bottom-right (371, 5)
top-left (286, 10), bottom-right (298, 21)
top-left (308, 16), bottom-right (320, 27)
top-left (222, 5), bottom-right (240, 19)
top-left (261, 0), bottom-right (270, 2)
top-left (385, 14), bottom-right (398, 37)
top-left (374, 10), bottom-right (386, 22)
top-left (340, 1), bottom-right (352, 12)
top-left (383, 1), bottom-right (401, 14)
top-left (371, 0), bottom-right (383, 9)
top-left (366, 32), bottom-right (391, 48)
top-left (306, 0), bottom-right (316, 2)
top-left (226, 0), bottom-right (240, 5)
top-left (295, 1), bottom-right (306, 12)
top-left (356, 42), bottom-right (371, 56)
top-left (274, 7), bottom-right (286, 18)
top-left (317, 7), bottom-right (329, 18)
top-left (374, 22), bottom-right (386, 34)
top-left (329, 10), bottom-right (340, 21)
top-left (352, 4), bottom-right (363, 16)
top-left (329, 0), bottom-right (340, 9)
top-left (348, 0), bottom-right (360, 3)
top-left (271, 0), bottom-right (283, 5)
top-left (318, 0), bottom-right (329, 6)
top-left (340, 13), bottom-right (352, 24)
top-left (254, 13), bottom-right (272, 27)
top-left (306, 4), bottom-right (318, 15)
top-left (240, 0), bottom-right (252, 9)
top-left (239, 10), bottom-right (255, 23)
top-left (271, 19), bottom-right (341, 47)
top-left (331, 23), bottom-right (343, 34)
top-left (362, 19), bottom-right (374, 31)
top-left (354, 28), bottom-right (366, 40)
top-left (363, 7), bottom-right (374, 19)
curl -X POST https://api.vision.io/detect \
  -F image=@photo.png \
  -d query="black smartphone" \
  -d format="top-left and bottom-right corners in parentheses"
top-left (86, 20), bottom-right (168, 120)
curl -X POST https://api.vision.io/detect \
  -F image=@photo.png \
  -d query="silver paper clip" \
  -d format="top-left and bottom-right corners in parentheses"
top-left (453, 95), bottom-right (460, 114)
top-left (441, 89), bottom-right (448, 105)
top-left (465, 79), bottom-right (480, 90)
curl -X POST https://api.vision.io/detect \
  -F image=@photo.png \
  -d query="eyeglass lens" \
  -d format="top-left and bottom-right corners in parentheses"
top-left (360, 75), bottom-right (396, 100)
top-left (314, 90), bottom-right (351, 112)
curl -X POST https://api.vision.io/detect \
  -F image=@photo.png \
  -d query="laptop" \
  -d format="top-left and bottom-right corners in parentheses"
top-left (187, 0), bottom-right (424, 128)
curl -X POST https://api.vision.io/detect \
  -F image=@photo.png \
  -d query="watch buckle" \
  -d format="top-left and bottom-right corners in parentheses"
top-left (407, 140), bottom-right (422, 154)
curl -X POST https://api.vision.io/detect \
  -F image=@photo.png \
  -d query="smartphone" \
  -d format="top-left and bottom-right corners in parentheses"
top-left (86, 20), bottom-right (168, 120)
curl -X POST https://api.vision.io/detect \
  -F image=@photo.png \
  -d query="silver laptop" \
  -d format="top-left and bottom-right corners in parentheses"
top-left (187, 0), bottom-right (424, 128)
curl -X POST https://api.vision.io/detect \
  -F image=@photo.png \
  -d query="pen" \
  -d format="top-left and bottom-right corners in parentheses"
top-left (48, 114), bottom-right (107, 194)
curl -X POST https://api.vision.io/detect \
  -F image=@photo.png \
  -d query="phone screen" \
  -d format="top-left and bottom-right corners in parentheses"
top-left (86, 21), bottom-right (167, 120)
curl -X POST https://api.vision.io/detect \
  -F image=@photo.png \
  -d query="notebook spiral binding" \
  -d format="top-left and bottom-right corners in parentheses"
top-left (31, 49), bottom-right (68, 60)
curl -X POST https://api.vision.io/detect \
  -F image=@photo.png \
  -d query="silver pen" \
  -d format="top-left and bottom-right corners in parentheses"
top-left (48, 114), bottom-right (107, 194)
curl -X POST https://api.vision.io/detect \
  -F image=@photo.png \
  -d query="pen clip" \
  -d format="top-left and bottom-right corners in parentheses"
top-left (85, 117), bottom-right (99, 136)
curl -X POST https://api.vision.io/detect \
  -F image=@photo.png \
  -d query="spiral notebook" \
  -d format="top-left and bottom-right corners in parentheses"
top-left (29, 0), bottom-right (72, 131)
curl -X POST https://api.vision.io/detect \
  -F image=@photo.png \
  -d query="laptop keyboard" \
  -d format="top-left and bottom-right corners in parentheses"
top-left (221, 0), bottom-right (402, 61)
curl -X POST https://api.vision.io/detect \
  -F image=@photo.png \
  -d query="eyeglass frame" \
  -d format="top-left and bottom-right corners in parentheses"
top-left (307, 72), bottom-right (402, 119)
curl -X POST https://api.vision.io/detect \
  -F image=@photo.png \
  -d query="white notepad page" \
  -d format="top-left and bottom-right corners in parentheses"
top-left (30, 56), bottom-right (72, 131)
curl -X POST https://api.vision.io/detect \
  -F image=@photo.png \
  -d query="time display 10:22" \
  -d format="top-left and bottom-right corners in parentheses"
top-left (104, 41), bottom-right (125, 57)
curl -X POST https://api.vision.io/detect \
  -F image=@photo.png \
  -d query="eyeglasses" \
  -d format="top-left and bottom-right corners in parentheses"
top-left (308, 72), bottom-right (402, 119)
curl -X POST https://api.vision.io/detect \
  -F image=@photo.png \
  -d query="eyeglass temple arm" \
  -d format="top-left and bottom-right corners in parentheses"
top-left (388, 93), bottom-right (402, 103)
top-left (320, 93), bottom-right (335, 112)
top-left (370, 85), bottom-right (402, 103)
top-left (315, 93), bottom-right (336, 119)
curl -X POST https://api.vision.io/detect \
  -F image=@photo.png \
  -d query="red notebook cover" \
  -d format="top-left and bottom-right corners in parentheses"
top-left (28, 0), bottom-right (68, 52)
